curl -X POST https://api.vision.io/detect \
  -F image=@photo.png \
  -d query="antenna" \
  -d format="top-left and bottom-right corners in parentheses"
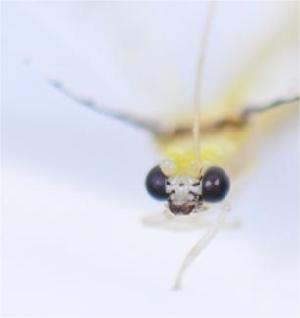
top-left (193, 1), bottom-right (216, 157)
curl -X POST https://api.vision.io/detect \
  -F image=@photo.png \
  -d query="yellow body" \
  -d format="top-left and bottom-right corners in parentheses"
top-left (157, 115), bottom-right (249, 179)
top-left (155, 100), bottom-right (297, 181)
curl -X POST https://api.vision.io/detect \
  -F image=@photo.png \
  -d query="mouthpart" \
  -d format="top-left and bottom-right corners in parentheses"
top-left (168, 202), bottom-right (196, 215)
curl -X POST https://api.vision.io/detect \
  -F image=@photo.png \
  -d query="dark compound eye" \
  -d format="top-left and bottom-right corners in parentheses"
top-left (202, 166), bottom-right (230, 203)
top-left (145, 165), bottom-right (168, 200)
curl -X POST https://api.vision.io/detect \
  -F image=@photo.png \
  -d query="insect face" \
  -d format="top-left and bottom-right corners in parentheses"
top-left (146, 165), bottom-right (230, 214)
top-left (166, 176), bottom-right (202, 215)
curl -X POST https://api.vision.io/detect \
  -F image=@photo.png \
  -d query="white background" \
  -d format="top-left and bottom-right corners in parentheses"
top-left (1, 1), bottom-right (299, 317)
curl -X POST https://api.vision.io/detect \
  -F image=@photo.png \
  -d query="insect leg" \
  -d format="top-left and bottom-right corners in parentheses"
top-left (49, 80), bottom-right (169, 136)
top-left (202, 95), bottom-right (300, 132)
top-left (173, 202), bottom-right (230, 290)
top-left (201, 95), bottom-right (300, 132)
top-left (163, 95), bottom-right (299, 139)
top-left (142, 210), bottom-right (210, 232)
top-left (142, 209), bottom-right (240, 232)
top-left (241, 95), bottom-right (299, 121)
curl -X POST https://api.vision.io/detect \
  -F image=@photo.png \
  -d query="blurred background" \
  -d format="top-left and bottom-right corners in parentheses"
top-left (1, 1), bottom-right (299, 317)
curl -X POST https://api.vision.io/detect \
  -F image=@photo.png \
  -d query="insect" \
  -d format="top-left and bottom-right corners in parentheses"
top-left (49, 2), bottom-right (299, 289)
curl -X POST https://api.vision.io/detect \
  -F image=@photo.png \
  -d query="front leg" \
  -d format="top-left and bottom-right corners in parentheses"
top-left (173, 202), bottom-right (230, 290)
top-left (142, 204), bottom-right (239, 233)
top-left (50, 80), bottom-right (169, 136)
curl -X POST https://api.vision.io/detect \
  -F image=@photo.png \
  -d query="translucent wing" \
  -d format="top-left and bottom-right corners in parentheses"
top-left (7, 1), bottom-right (298, 123)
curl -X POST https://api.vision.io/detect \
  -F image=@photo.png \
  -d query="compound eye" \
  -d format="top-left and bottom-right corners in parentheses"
top-left (145, 165), bottom-right (168, 200)
top-left (202, 166), bottom-right (230, 203)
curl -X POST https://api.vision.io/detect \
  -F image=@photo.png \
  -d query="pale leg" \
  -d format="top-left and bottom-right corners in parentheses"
top-left (142, 204), bottom-right (238, 233)
top-left (173, 203), bottom-right (230, 290)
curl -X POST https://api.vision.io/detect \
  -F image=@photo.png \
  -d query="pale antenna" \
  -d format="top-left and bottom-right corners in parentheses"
top-left (193, 1), bottom-right (216, 156)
